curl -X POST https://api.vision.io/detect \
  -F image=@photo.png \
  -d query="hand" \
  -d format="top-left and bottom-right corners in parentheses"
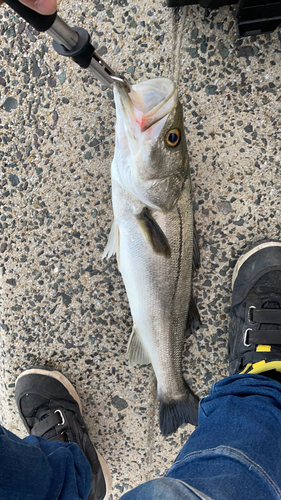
top-left (0, 0), bottom-right (57, 14)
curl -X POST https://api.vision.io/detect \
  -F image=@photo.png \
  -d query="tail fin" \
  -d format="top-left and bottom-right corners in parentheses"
top-left (159, 386), bottom-right (199, 436)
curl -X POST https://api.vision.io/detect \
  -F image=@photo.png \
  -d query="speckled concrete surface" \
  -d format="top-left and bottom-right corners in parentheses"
top-left (0, 1), bottom-right (281, 497)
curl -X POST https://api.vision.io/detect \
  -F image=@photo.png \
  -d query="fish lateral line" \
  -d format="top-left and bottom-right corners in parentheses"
top-left (135, 207), bottom-right (171, 258)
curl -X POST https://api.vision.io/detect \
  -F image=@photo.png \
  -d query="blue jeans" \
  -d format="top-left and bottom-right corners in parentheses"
top-left (1, 375), bottom-right (281, 500)
top-left (0, 427), bottom-right (92, 500)
top-left (121, 374), bottom-right (281, 500)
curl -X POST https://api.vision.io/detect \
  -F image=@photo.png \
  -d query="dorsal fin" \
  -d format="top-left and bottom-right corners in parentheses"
top-left (192, 221), bottom-right (200, 272)
top-left (186, 294), bottom-right (201, 337)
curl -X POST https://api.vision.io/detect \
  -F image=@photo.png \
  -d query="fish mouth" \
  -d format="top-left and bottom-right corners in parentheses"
top-left (114, 78), bottom-right (177, 136)
top-left (129, 78), bottom-right (177, 132)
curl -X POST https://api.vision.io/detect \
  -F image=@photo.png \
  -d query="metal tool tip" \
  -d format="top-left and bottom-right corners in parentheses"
top-left (111, 75), bottom-right (131, 93)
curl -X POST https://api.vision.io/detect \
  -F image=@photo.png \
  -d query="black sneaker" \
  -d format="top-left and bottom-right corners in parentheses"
top-left (15, 366), bottom-right (112, 500)
top-left (229, 241), bottom-right (281, 377)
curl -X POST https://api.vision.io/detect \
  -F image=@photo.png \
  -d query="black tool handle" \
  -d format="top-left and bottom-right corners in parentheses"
top-left (4, 0), bottom-right (56, 31)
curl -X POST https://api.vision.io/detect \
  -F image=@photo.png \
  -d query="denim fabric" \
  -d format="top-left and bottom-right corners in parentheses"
top-left (119, 477), bottom-right (212, 500)
top-left (2, 374), bottom-right (281, 500)
top-left (121, 374), bottom-right (281, 500)
top-left (0, 426), bottom-right (91, 500)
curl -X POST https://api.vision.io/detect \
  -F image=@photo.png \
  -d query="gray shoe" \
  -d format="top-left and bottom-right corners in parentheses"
top-left (15, 366), bottom-right (112, 500)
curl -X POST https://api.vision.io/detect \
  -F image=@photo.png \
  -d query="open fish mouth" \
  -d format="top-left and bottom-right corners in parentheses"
top-left (114, 77), bottom-right (178, 142)
top-left (129, 78), bottom-right (177, 132)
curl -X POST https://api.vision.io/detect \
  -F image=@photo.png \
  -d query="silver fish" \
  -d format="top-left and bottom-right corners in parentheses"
top-left (103, 78), bottom-right (200, 435)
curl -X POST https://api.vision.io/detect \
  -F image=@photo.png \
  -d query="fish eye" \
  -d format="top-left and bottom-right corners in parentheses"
top-left (165, 129), bottom-right (181, 147)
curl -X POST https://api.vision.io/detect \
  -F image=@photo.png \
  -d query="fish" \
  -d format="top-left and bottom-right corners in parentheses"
top-left (103, 77), bottom-right (200, 436)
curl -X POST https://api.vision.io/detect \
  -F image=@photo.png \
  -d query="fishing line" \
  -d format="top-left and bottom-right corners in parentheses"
top-left (173, 6), bottom-right (188, 87)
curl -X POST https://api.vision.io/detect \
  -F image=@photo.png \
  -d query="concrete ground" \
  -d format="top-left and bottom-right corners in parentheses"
top-left (0, 0), bottom-right (281, 497)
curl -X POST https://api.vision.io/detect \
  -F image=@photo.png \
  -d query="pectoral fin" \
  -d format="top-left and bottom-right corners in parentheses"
top-left (135, 207), bottom-right (171, 258)
top-left (127, 327), bottom-right (151, 366)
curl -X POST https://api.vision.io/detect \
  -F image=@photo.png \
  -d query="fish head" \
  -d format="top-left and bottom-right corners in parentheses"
top-left (113, 78), bottom-right (189, 212)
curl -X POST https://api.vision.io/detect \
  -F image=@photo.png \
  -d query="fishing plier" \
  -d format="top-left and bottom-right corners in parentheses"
top-left (4, 0), bottom-right (131, 91)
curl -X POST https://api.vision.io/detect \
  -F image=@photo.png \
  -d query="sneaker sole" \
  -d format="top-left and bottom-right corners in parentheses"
top-left (232, 240), bottom-right (281, 290)
top-left (16, 367), bottom-right (112, 498)
top-left (96, 449), bottom-right (113, 500)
